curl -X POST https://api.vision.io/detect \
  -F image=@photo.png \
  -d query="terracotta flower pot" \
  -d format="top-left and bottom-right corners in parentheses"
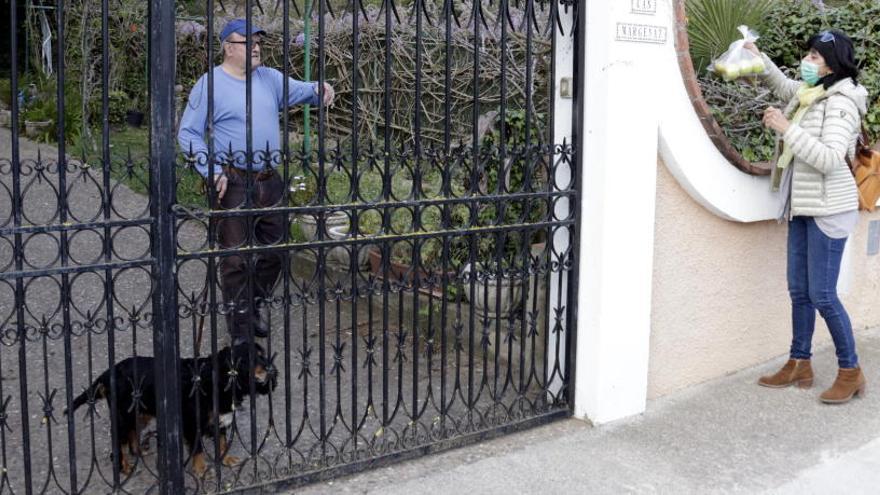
top-left (367, 248), bottom-right (455, 297)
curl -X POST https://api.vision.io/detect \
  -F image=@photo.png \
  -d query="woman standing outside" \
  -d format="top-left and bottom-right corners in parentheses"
top-left (748, 30), bottom-right (868, 403)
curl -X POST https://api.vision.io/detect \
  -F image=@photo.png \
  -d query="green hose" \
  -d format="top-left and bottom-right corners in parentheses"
top-left (303, 0), bottom-right (311, 157)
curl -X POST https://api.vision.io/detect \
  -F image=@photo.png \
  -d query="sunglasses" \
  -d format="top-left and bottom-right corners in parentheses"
top-left (226, 39), bottom-right (262, 46)
top-left (818, 30), bottom-right (836, 45)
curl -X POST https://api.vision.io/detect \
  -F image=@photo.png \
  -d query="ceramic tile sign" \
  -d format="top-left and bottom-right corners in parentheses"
top-left (631, 0), bottom-right (657, 15)
top-left (616, 22), bottom-right (667, 44)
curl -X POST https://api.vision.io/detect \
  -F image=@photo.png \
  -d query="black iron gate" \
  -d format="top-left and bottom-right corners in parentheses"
top-left (1, 0), bottom-right (580, 492)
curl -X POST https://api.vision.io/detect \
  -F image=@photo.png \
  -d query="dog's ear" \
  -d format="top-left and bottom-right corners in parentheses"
top-left (217, 344), bottom-right (234, 360)
top-left (229, 342), bottom-right (264, 360)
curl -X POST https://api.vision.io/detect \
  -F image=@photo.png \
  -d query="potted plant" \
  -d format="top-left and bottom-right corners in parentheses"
top-left (326, 223), bottom-right (370, 269)
top-left (366, 207), bottom-right (458, 297)
top-left (458, 109), bottom-right (548, 317)
top-left (125, 92), bottom-right (145, 127)
top-left (289, 171), bottom-right (350, 242)
top-left (22, 98), bottom-right (54, 141)
top-left (20, 76), bottom-right (84, 143)
top-left (0, 108), bottom-right (11, 128)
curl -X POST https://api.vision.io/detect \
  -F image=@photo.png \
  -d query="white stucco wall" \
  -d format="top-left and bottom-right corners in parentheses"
top-left (571, 0), bottom-right (880, 421)
top-left (650, 159), bottom-right (880, 398)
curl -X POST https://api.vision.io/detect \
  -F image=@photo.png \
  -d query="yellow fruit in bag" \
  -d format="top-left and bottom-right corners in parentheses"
top-left (709, 25), bottom-right (764, 81)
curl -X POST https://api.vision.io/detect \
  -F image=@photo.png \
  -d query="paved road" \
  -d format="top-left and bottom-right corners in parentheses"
top-left (296, 326), bottom-right (880, 494)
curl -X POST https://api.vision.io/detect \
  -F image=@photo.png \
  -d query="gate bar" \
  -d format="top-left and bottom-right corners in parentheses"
top-left (149, 0), bottom-right (185, 491)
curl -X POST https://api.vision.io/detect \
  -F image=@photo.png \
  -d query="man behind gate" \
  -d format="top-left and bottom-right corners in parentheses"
top-left (178, 18), bottom-right (335, 344)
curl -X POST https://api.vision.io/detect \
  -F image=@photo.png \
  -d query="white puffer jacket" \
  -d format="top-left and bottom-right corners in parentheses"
top-left (762, 53), bottom-right (867, 217)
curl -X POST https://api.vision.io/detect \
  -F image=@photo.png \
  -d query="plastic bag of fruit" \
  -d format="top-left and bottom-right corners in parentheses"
top-left (708, 25), bottom-right (767, 81)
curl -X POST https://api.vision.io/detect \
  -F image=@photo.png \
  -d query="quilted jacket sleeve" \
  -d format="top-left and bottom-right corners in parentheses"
top-left (760, 53), bottom-right (800, 103)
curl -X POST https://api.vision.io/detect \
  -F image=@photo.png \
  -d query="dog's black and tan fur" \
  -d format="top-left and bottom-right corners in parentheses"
top-left (66, 343), bottom-right (276, 476)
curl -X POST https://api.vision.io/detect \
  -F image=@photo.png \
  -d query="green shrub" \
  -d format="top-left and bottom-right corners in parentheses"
top-left (0, 79), bottom-right (12, 108)
top-left (760, 0), bottom-right (880, 140)
top-left (447, 110), bottom-right (547, 269)
top-left (686, 0), bottom-right (775, 74)
top-left (88, 90), bottom-right (129, 125)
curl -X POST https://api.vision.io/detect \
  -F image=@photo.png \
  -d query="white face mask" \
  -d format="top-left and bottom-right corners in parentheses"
top-left (800, 60), bottom-right (822, 86)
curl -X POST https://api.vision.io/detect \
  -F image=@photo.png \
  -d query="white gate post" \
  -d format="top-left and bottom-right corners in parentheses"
top-left (571, 0), bottom-right (667, 423)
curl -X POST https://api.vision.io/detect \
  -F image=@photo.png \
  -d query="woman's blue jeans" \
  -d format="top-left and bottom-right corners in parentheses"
top-left (787, 216), bottom-right (858, 368)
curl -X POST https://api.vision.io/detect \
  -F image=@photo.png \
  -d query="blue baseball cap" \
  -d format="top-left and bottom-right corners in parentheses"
top-left (220, 19), bottom-right (266, 42)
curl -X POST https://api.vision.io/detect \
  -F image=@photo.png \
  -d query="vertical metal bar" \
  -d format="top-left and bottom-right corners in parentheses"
top-left (411, 0), bottom-right (425, 432)
top-left (494, 0), bottom-right (510, 408)
top-left (203, 0), bottom-right (224, 489)
top-left (149, 0), bottom-right (184, 490)
top-left (334, 281), bottom-right (342, 430)
top-left (244, 4), bottom-right (260, 480)
top-left (396, 282), bottom-right (404, 413)
top-left (439, 0), bottom-right (453, 433)
top-left (40, 330), bottom-right (56, 491)
top-left (350, 0), bottom-right (362, 456)
top-left (15, 339), bottom-right (31, 495)
top-left (97, 0), bottom-right (123, 488)
top-left (382, 0), bottom-right (392, 203)
top-left (531, 0), bottom-right (555, 403)
top-left (9, 0), bottom-right (33, 491)
top-left (516, 0), bottom-right (537, 404)
top-left (467, 0), bottom-right (482, 415)
top-left (5, 5), bottom-right (19, 493)
top-left (564, 0), bottom-right (584, 408)
top-left (525, 0), bottom-right (535, 145)
top-left (381, 0), bottom-right (393, 433)
top-left (317, 0), bottom-right (329, 460)
top-left (281, 0), bottom-right (295, 465)
top-left (0, 350), bottom-right (9, 491)
top-left (52, 0), bottom-right (80, 489)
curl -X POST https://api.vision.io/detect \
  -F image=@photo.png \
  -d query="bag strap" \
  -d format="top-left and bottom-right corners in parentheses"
top-left (844, 123), bottom-right (870, 172)
top-left (830, 92), bottom-right (871, 173)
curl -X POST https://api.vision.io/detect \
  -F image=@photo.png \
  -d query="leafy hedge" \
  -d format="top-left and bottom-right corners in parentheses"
top-left (760, 0), bottom-right (880, 137)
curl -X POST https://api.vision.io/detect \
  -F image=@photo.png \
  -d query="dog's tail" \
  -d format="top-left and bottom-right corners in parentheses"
top-left (64, 373), bottom-right (109, 417)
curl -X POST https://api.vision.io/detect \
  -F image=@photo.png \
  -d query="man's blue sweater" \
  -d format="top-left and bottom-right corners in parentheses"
top-left (178, 65), bottom-right (319, 177)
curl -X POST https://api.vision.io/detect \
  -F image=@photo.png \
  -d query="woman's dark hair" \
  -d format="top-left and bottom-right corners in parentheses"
top-left (807, 29), bottom-right (860, 88)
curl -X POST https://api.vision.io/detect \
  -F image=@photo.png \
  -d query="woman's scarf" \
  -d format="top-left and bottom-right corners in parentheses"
top-left (775, 83), bottom-right (827, 174)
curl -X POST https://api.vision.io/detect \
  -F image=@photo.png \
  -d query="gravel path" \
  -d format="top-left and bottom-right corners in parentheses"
top-left (0, 128), bottom-right (557, 493)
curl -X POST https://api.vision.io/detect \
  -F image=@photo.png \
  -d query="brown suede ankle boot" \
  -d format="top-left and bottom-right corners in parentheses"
top-left (820, 367), bottom-right (866, 404)
top-left (758, 359), bottom-right (814, 388)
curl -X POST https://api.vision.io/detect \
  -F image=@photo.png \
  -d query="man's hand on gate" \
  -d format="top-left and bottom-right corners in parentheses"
top-left (316, 82), bottom-right (335, 107)
top-left (214, 174), bottom-right (228, 200)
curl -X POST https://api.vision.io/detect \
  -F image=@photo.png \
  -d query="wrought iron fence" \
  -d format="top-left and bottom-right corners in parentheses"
top-left (0, 0), bottom-right (579, 492)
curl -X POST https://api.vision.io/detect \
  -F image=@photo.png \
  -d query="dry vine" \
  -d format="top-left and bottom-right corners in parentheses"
top-left (176, 4), bottom-right (555, 146)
